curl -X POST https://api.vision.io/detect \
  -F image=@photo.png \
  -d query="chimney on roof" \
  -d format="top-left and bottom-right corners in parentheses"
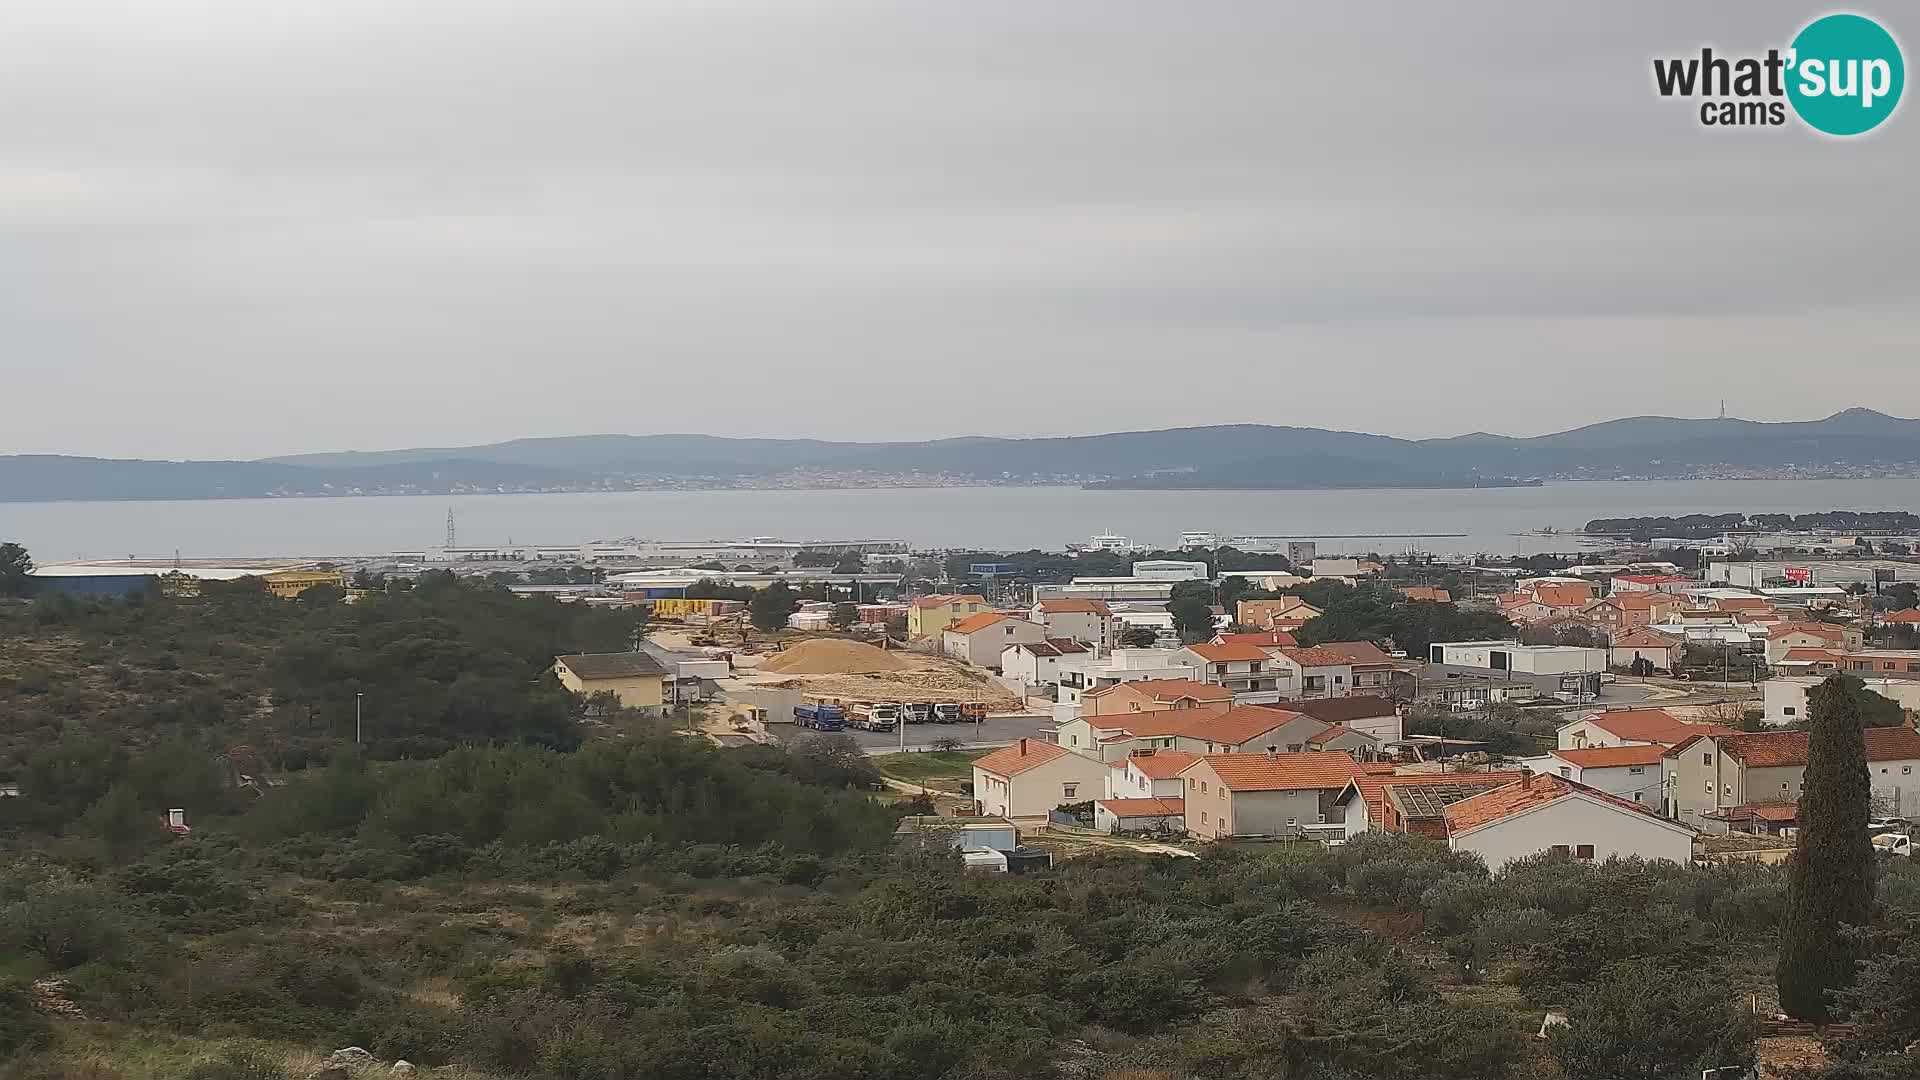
top-left (1266, 746), bottom-right (1279, 760)
top-left (1519, 765), bottom-right (1534, 788)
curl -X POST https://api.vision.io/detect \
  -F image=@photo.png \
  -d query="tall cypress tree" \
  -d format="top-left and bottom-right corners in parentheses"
top-left (1776, 674), bottom-right (1876, 1022)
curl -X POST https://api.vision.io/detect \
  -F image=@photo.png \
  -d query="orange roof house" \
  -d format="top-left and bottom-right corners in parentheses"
top-left (1335, 770), bottom-right (1524, 835)
top-left (1550, 744), bottom-right (1670, 769)
top-left (1123, 749), bottom-right (1201, 779)
top-left (1082, 678), bottom-right (1233, 717)
top-left (1178, 751), bottom-right (1359, 839)
top-left (1397, 586), bottom-right (1452, 604)
top-left (1184, 642), bottom-right (1274, 664)
top-left (1561, 708), bottom-right (1738, 749)
top-left (1215, 630), bottom-right (1299, 649)
top-left (971, 738), bottom-right (1114, 820)
top-left (1440, 772), bottom-right (1695, 866)
top-left (1186, 751), bottom-right (1359, 792)
top-left (946, 612), bottom-right (1008, 635)
top-left (973, 738), bottom-right (1072, 778)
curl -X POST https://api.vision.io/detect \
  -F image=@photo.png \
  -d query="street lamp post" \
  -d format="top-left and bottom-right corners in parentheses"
top-left (355, 692), bottom-right (364, 746)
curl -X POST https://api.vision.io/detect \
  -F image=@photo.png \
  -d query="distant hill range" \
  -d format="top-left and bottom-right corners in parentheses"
top-left (7, 408), bottom-right (1920, 502)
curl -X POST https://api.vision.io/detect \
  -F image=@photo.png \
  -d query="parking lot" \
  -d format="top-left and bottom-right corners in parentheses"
top-left (773, 713), bottom-right (1055, 752)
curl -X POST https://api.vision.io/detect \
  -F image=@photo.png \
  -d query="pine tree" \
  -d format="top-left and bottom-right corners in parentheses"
top-left (1775, 674), bottom-right (1876, 1022)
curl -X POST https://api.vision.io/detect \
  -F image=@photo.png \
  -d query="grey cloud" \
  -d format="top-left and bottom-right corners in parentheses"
top-left (1, 0), bottom-right (1914, 455)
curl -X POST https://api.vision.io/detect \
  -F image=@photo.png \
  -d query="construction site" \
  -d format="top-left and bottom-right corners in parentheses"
top-left (737, 638), bottom-right (1022, 712)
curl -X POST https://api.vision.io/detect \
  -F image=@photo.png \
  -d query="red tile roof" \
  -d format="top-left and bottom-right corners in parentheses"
top-left (1397, 586), bottom-right (1452, 603)
top-left (1713, 597), bottom-right (1775, 612)
top-left (946, 612), bottom-right (1010, 635)
top-left (1280, 646), bottom-right (1354, 667)
top-left (1036, 599), bottom-right (1113, 615)
top-left (1553, 744), bottom-right (1669, 768)
top-left (1720, 726), bottom-right (1920, 768)
top-left (1190, 752), bottom-right (1358, 792)
top-left (1532, 584), bottom-right (1594, 608)
top-left (1769, 622), bottom-right (1846, 639)
top-left (1096, 797), bottom-right (1184, 817)
top-left (973, 739), bottom-right (1075, 778)
top-left (1215, 630), bottom-right (1299, 648)
top-left (1314, 640), bottom-right (1395, 666)
top-left (1708, 801), bottom-right (1799, 823)
top-left (1308, 726), bottom-right (1375, 746)
top-left (1442, 772), bottom-right (1679, 835)
top-left (1179, 706), bottom-right (1313, 747)
top-left (1086, 678), bottom-right (1233, 703)
top-left (1185, 642), bottom-right (1273, 663)
top-left (1343, 771), bottom-right (1523, 829)
top-left (1612, 628), bottom-right (1680, 649)
top-left (1094, 713), bottom-right (1211, 738)
top-left (1780, 647), bottom-right (1846, 664)
top-left (1885, 609), bottom-right (1920, 624)
top-left (1125, 749), bottom-right (1201, 778)
top-left (1612, 592), bottom-right (1669, 609)
top-left (1576, 708), bottom-right (1738, 746)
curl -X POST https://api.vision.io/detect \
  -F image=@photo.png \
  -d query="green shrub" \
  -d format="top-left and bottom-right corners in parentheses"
top-left (183, 1046), bottom-right (286, 1080)
top-left (0, 981), bottom-right (53, 1055)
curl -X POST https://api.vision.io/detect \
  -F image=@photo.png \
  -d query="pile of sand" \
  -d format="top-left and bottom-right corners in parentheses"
top-left (757, 638), bottom-right (910, 675)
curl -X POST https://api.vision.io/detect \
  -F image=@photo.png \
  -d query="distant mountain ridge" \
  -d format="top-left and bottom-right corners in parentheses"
top-left (7, 409), bottom-right (1920, 501)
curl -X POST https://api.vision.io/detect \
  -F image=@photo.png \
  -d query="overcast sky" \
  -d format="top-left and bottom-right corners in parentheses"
top-left (3, 1), bottom-right (1915, 458)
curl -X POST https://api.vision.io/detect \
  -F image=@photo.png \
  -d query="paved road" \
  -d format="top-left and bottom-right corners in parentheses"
top-left (773, 713), bottom-right (1055, 752)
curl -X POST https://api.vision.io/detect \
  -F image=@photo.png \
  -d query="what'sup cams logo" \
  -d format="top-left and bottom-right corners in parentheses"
top-left (1654, 13), bottom-right (1904, 135)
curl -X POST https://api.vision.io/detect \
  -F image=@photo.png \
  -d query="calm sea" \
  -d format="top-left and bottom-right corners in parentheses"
top-left (6, 479), bottom-right (1920, 562)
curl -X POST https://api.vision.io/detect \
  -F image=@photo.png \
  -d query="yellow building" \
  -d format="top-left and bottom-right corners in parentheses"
top-left (906, 593), bottom-right (990, 639)
top-left (262, 569), bottom-right (347, 600)
top-left (553, 652), bottom-right (669, 714)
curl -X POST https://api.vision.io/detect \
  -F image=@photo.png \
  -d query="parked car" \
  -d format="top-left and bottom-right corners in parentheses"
top-left (1871, 833), bottom-right (1912, 858)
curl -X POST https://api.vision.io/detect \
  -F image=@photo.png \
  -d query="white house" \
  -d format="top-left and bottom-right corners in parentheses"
top-left (1607, 628), bottom-right (1685, 673)
top-left (1029, 599), bottom-right (1120, 649)
top-left (1176, 642), bottom-right (1290, 703)
top-left (1277, 646), bottom-right (1356, 699)
top-left (1105, 749), bottom-right (1201, 800)
top-left (1757, 675), bottom-right (1920, 726)
top-left (1055, 648), bottom-right (1202, 705)
top-left (1429, 641), bottom-right (1609, 676)
top-left (1519, 745), bottom-right (1668, 808)
top-left (1441, 772), bottom-right (1696, 869)
top-left (942, 613), bottom-right (1045, 670)
top-left (971, 739), bottom-right (1112, 821)
top-left (999, 639), bottom-right (1091, 694)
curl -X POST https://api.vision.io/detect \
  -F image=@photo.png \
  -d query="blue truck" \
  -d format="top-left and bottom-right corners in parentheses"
top-left (794, 702), bottom-right (847, 732)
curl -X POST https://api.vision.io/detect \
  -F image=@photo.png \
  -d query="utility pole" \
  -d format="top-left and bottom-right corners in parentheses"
top-left (356, 692), bottom-right (364, 746)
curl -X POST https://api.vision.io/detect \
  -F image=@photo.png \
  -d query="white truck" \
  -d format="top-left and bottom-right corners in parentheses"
top-left (850, 703), bottom-right (900, 732)
top-left (1872, 832), bottom-right (1912, 858)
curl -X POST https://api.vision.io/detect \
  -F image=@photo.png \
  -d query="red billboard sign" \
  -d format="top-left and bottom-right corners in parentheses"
top-left (1785, 567), bottom-right (1811, 583)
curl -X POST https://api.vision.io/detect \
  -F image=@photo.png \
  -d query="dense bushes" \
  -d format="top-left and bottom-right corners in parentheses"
top-left (0, 576), bottom-right (640, 786)
top-left (238, 736), bottom-right (897, 860)
top-left (10, 717), bottom-right (1920, 1078)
